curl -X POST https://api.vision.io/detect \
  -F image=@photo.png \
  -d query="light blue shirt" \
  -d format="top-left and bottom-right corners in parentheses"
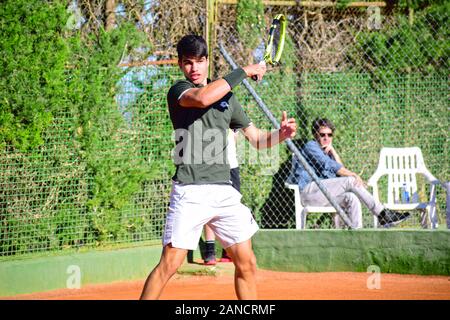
top-left (292, 140), bottom-right (343, 191)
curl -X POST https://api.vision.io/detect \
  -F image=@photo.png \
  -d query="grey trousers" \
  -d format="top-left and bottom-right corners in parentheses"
top-left (300, 177), bottom-right (385, 229)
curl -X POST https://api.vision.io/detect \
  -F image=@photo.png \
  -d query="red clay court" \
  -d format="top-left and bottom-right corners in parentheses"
top-left (4, 266), bottom-right (450, 300)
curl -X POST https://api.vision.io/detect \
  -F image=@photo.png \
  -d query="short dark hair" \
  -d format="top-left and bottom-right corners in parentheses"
top-left (311, 118), bottom-right (335, 136)
top-left (176, 35), bottom-right (208, 60)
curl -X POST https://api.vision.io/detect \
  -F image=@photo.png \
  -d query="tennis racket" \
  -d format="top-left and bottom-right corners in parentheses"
top-left (252, 14), bottom-right (287, 81)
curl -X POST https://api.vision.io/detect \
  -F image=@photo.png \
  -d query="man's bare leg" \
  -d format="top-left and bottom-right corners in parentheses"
top-left (226, 239), bottom-right (257, 300)
top-left (140, 244), bottom-right (188, 300)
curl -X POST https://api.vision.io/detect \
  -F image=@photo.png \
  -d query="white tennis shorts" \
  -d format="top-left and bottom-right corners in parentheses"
top-left (163, 182), bottom-right (259, 250)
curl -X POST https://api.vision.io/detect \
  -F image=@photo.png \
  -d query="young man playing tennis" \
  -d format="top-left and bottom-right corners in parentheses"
top-left (140, 35), bottom-right (297, 300)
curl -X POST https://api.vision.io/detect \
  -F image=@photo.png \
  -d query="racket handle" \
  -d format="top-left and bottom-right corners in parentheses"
top-left (251, 61), bottom-right (266, 82)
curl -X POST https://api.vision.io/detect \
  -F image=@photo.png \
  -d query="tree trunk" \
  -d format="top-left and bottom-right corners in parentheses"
top-left (105, 0), bottom-right (115, 31)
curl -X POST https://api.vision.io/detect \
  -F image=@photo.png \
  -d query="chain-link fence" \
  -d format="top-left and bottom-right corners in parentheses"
top-left (0, 0), bottom-right (448, 258)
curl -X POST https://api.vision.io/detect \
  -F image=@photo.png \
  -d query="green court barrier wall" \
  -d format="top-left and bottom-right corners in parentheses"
top-left (252, 230), bottom-right (450, 275)
top-left (0, 246), bottom-right (162, 297)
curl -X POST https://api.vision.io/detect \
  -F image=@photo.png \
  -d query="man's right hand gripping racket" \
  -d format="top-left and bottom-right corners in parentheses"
top-left (252, 14), bottom-right (287, 81)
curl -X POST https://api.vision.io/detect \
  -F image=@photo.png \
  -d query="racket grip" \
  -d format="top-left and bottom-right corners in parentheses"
top-left (251, 61), bottom-right (266, 82)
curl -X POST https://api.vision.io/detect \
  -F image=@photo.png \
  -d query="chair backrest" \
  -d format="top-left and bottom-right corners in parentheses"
top-left (376, 147), bottom-right (429, 204)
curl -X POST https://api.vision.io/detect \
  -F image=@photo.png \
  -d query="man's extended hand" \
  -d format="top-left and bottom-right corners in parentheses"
top-left (279, 111), bottom-right (297, 141)
top-left (243, 62), bottom-right (267, 82)
top-left (322, 143), bottom-right (334, 155)
top-left (353, 174), bottom-right (366, 188)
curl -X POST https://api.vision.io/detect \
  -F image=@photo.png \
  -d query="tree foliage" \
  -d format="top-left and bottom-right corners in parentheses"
top-left (0, 0), bottom-right (70, 151)
top-left (66, 23), bottom-right (152, 241)
top-left (350, 1), bottom-right (448, 79)
top-left (236, 0), bottom-right (265, 50)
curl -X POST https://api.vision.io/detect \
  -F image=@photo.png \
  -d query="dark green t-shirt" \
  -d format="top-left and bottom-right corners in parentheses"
top-left (167, 79), bottom-right (251, 184)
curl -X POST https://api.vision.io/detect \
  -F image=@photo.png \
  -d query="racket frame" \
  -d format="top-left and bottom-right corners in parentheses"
top-left (263, 14), bottom-right (287, 66)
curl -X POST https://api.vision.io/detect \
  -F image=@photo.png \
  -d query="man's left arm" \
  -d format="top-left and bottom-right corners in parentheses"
top-left (324, 144), bottom-right (365, 187)
top-left (242, 112), bottom-right (297, 149)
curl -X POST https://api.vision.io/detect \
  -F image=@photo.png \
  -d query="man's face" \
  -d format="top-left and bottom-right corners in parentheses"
top-left (316, 126), bottom-right (333, 148)
top-left (178, 55), bottom-right (208, 85)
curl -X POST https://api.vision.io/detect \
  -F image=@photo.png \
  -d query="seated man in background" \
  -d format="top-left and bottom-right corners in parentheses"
top-left (292, 118), bottom-right (410, 228)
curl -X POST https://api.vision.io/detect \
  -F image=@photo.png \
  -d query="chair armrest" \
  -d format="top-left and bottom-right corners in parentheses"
top-left (419, 168), bottom-right (439, 185)
top-left (367, 169), bottom-right (384, 188)
top-left (285, 182), bottom-right (298, 190)
top-left (367, 170), bottom-right (382, 204)
top-left (430, 180), bottom-right (440, 186)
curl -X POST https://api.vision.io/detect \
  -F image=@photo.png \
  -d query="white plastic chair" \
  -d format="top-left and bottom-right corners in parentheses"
top-left (285, 155), bottom-right (337, 229)
top-left (285, 182), bottom-right (337, 229)
top-left (367, 147), bottom-right (440, 229)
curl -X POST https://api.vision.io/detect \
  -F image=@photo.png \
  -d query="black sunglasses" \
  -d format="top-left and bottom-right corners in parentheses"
top-left (319, 133), bottom-right (333, 137)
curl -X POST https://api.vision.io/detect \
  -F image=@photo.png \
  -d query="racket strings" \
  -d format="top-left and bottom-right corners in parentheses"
top-left (270, 21), bottom-right (282, 63)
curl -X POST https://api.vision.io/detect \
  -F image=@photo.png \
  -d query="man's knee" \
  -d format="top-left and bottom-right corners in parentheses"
top-left (158, 259), bottom-right (181, 278)
top-left (235, 253), bottom-right (257, 274)
top-left (343, 193), bottom-right (362, 211)
top-left (342, 193), bottom-right (363, 228)
top-left (343, 176), bottom-right (356, 187)
top-left (343, 192), bottom-right (359, 204)
top-left (157, 246), bottom-right (186, 277)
